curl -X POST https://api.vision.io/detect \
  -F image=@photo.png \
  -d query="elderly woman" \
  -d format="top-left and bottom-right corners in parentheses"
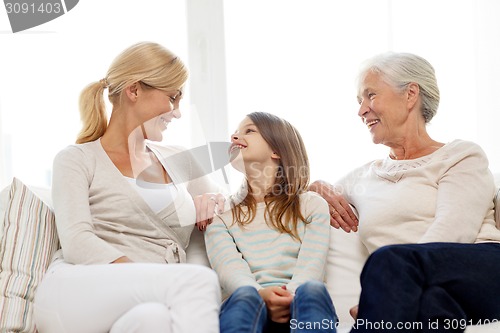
top-left (310, 52), bottom-right (500, 332)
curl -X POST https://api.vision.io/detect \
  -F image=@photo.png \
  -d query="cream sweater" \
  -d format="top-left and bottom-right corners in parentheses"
top-left (205, 191), bottom-right (330, 298)
top-left (51, 139), bottom-right (217, 264)
top-left (337, 140), bottom-right (500, 253)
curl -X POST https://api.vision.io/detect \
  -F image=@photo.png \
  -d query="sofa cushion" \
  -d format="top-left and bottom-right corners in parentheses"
top-left (186, 225), bottom-right (211, 266)
top-left (0, 178), bottom-right (59, 333)
top-left (326, 226), bottom-right (369, 328)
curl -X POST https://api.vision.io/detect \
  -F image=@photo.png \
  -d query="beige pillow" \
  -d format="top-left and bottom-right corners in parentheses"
top-left (0, 178), bottom-right (60, 332)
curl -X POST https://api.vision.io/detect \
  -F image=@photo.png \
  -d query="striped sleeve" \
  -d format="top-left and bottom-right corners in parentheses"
top-left (204, 214), bottom-right (261, 296)
top-left (287, 192), bottom-right (331, 293)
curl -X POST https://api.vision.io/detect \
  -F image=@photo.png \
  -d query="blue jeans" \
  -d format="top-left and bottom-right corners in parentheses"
top-left (220, 281), bottom-right (338, 333)
top-left (351, 242), bottom-right (500, 333)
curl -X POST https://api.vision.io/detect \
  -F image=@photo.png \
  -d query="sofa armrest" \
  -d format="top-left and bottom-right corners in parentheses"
top-left (186, 228), bottom-right (211, 266)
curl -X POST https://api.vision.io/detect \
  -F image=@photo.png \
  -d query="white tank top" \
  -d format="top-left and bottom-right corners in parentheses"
top-left (125, 177), bottom-right (178, 213)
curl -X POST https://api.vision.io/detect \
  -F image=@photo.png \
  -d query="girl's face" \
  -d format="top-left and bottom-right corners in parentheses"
top-left (229, 117), bottom-right (279, 175)
top-left (357, 72), bottom-right (409, 146)
top-left (140, 88), bottom-right (182, 142)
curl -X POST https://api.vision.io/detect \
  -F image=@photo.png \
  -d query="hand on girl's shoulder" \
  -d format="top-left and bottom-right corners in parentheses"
top-left (302, 190), bottom-right (330, 209)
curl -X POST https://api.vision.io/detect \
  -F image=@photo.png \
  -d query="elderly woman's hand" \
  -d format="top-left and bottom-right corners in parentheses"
top-left (194, 193), bottom-right (226, 231)
top-left (350, 305), bottom-right (359, 320)
top-left (309, 180), bottom-right (359, 232)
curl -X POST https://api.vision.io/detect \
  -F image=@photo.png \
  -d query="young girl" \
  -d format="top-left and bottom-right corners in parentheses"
top-left (204, 112), bottom-right (337, 333)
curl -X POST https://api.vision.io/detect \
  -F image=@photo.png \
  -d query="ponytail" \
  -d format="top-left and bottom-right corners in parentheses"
top-left (76, 81), bottom-right (108, 144)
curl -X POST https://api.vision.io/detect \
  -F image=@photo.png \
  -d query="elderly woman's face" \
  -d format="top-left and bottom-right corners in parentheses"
top-left (357, 72), bottom-right (409, 145)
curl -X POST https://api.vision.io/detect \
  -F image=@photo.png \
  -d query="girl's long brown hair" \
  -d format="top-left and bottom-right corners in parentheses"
top-left (231, 112), bottom-right (310, 241)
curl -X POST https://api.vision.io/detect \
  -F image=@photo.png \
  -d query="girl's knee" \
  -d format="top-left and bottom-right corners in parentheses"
top-left (295, 281), bottom-right (331, 303)
top-left (224, 286), bottom-right (265, 311)
top-left (231, 286), bottom-right (262, 302)
top-left (296, 280), bottom-right (328, 295)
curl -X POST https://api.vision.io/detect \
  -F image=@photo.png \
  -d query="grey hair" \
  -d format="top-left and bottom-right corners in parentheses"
top-left (357, 52), bottom-right (440, 123)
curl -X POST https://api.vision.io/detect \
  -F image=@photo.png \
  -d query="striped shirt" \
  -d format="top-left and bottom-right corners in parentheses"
top-left (205, 191), bottom-right (330, 299)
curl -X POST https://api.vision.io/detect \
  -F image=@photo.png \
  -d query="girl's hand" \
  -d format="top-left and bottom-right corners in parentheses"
top-left (194, 193), bottom-right (226, 231)
top-left (309, 180), bottom-right (359, 232)
top-left (258, 286), bottom-right (294, 323)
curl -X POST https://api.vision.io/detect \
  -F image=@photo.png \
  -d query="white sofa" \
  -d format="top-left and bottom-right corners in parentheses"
top-left (1, 176), bottom-right (499, 333)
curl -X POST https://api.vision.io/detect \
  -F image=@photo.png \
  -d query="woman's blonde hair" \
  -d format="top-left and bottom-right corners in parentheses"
top-left (76, 42), bottom-right (188, 144)
top-left (231, 112), bottom-right (310, 241)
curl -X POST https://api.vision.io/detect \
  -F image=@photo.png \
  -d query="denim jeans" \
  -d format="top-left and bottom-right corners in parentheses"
top-left (220, 281), bottom-right (337, 333)
top-left (351, 242), bottom-right (500, 333)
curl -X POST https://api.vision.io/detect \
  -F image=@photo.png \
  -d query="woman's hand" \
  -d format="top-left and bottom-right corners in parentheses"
top-left (309, 180), bottom-right (359, 232)
top-left (350, 304), bottom-right (359, 320)
top-left (194, 193), bottom-right (226, 231)
top-left (111, 256), bottom-right (133, 264)
top-left (258, 286), bottom-right (294, 323)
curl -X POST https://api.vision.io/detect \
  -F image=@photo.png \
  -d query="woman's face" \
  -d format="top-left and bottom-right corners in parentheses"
top-left (228, 117), bottom-right (278, 174)
top-left (140, 88), bottom-right (182, 142)
top-left (357, 72), bottom-right (409, 145)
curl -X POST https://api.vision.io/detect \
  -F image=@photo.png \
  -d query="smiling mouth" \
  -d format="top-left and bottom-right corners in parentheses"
top-left (229, 144), bottom-right (246, 154)
top-left (365, 119), bottom-right (380, 129)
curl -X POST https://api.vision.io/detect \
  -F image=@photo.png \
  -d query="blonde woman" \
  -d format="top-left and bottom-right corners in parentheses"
top-left (33, 42), bottom-right (221, 333)
top-left (203, 112), bottom-right (337, 333)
